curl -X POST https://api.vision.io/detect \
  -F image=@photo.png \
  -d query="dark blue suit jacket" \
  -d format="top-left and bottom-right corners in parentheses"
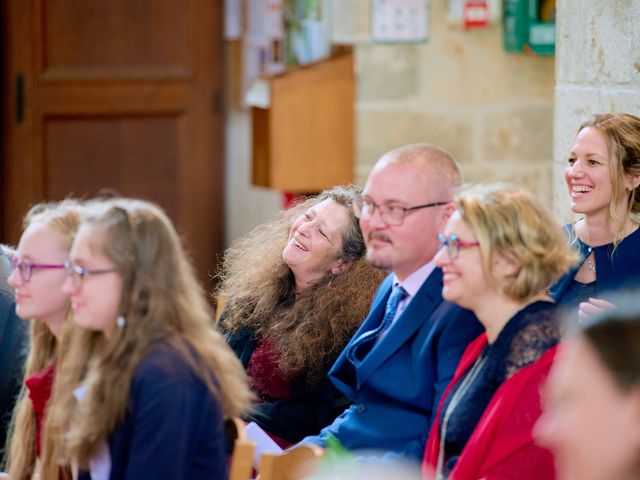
top-left (79, 342), bottom-right (227, 480)
top-left (302, 270), bottom-right (482, 461)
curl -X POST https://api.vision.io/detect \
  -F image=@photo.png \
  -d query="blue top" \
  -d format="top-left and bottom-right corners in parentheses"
top-left (80, 341), bottom-right (227, 480)
top-left (302, 271), bottom-right (483, 461)
top-left (438, 301), bottom-right (559, 477)
top-left (549, 224), bottom-right (640, 306)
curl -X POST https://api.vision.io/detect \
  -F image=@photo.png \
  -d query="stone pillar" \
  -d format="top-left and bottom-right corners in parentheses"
top-left (553, 0), bottom-right (640, 220)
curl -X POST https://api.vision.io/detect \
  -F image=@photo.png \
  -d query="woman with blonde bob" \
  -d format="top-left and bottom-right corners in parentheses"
top-left (423, 184), bottom-right (577, 480)
top-left (4, 200), bottom-right (82, 480)
top-left (47, 199), bottom-right (251, 480)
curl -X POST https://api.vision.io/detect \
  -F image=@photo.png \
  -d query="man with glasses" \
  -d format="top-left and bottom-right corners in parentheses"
top-left (0, 246), bottom-right (28, 457)
top-left (301, 143), bottom-right (482, 461)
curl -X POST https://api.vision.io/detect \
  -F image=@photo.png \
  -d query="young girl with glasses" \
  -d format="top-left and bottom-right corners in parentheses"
top-left (4, 200), bottom-right (82, 480)
top-left (47, 199), bottom-right (251, 480)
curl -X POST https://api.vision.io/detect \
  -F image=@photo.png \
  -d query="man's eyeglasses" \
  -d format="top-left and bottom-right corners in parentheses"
top-left (64, 261), bottom-right (118, 290)
top-left (9, 256), bottom-right (65, 283)
top-left (437, 233), bottom-right (480, 260)
top-left (353, 198), bottom-right (448, 226)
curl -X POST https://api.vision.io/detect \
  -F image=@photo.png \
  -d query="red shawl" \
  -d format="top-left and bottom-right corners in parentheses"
top-left (423, 335), bottom-right (556, 480)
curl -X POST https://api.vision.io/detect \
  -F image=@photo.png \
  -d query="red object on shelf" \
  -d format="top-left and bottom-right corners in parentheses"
top-left (463, 1), bottom-right (489, 28)
top-left (282, 192), bottom-right (317, 209)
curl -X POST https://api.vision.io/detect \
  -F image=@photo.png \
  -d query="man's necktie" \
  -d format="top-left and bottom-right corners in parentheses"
top-left (347, 284), bottom-right (408, 366)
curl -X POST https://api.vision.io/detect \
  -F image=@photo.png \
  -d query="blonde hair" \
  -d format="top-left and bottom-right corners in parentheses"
top-left (578, 113), bottom-right (640, 243)
top-left (49, 199), bottom-right (251, 466)
top-left (4, 200), bottom-right (82, 480)
top-left (456, 184), bottom-right (578, 302)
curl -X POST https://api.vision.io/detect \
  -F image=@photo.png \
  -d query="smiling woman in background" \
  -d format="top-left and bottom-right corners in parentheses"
top-left (216, 185), bottom-right (386, 446)
top-left (550, 113), bottom-right (640, 320)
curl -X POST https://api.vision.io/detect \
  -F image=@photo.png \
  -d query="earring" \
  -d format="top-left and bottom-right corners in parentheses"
top-left (116, 315), bottom-right (126, 329)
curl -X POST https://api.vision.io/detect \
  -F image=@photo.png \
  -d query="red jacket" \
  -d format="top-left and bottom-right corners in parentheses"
top-left (423, 335), bottom-right (557, 480)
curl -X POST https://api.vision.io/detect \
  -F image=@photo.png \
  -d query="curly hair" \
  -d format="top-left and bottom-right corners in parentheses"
top-left (215, 185), bottom-right (387, 380)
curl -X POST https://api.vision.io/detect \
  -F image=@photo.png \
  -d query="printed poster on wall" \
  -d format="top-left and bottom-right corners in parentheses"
top-left (371, 0), bottom-right (430, 43)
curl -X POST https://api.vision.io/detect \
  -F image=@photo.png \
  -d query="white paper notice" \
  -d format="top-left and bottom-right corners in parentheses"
top-left (224, 0), bottom-right (243, 40)
top-left (244, 422), bottom-right (283, 467)
top-left (371, 0), bottom-right (430, 43)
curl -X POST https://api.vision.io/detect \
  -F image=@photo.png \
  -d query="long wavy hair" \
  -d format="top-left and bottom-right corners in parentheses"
top-left (215, 185), bottom-right (387, 380)
top-left (578, 113), bottom-right (640, 244)
top-left (4, 200), bottom-right (82, 480)
top-left (46, 199), bottom-right (251, 467)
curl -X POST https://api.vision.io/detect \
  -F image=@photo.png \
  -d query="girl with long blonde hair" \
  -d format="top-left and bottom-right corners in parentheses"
top-left (49, 199), bottom-right (251, 479)
top-left (4, 200), bottom-right (82, 479)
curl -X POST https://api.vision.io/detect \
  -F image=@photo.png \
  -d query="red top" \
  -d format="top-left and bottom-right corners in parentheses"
top-left (246, 337), bottom-right (293, 402)
top-left (423, 335), bottom-right (557, 480)
top-left (25, 362), bottom-right (56, 457)
top-left (246, 338), bottom-right (294, 448)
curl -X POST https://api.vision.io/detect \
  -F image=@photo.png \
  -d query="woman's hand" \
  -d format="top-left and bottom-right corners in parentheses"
top-left (578, 298), bottom-right (616, 323)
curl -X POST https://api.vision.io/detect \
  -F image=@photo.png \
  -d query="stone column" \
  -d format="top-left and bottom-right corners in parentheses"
top-left (553, 0), bottom-right (640, 220)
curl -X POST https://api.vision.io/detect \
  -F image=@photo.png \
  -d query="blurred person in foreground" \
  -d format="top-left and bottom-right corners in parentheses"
top-left (535, 293), bottom-right (640, 480)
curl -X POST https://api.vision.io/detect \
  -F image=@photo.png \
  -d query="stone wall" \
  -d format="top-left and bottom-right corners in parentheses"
top-left (553, 0), bottom-right (640, 221)
top-left (337, 0), bottom-right (556, 204)
top-left (224, 0), bottom-right (557, 245)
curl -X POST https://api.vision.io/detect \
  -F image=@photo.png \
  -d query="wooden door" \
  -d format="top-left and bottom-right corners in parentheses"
top-left (3, 0), bottom-right (225, 286)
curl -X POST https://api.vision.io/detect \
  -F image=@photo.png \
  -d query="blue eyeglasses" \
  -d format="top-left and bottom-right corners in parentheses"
top-left (437, 233), bottom-right (480, 260)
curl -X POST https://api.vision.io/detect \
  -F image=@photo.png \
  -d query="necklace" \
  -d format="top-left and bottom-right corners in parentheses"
top-left (586, 254), bottom-right (596, 273)
top-left (436, 352), bottom-right (488, 480)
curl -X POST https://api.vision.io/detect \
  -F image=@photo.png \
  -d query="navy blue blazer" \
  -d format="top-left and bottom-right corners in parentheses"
top-left (302, 270), bottom-right (482, 461)
top-left (79, 342), bottom-right (227, 480)
top-left (550, 224), bottom-right (640, 303)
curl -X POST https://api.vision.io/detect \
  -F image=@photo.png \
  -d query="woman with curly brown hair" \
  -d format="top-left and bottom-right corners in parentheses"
top-left (215, 185), bottom-right (387, 446)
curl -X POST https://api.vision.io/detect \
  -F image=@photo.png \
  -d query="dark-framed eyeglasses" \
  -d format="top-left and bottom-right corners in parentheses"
top-left (353, 198), bottom-right (449, 226)
top-left (437, 233), bottom-right (480, 260)
top-left (64, 260), bottom-right (118, 290)
top-left (9, 256), bottom-right (65, 283)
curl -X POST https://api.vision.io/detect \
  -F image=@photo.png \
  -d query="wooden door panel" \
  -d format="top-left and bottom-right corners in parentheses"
top-left (4, 0), bottom-right (224, 285)
top-left (44, 114), bottom-right (180, 222)
top-left (42, 0), bottom-right (190, 69)
top-left (38, 0), bottom-right (192, 80)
